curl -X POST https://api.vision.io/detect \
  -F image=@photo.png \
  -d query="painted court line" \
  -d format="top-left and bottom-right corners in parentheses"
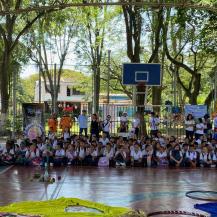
top-left (0, 165), bottom-right (14, 175)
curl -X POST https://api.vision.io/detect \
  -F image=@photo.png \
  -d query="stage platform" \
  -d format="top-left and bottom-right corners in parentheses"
top-left (0, 166), bottom-right (216, 215)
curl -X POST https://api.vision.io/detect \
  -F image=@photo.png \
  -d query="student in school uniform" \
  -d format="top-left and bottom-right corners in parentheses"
top-left (103, 143), bottom-right (114, 166)
top-left (77, 141), bottom-right (86, 165)
top-left (99, 132), bottom-right (110, 147)
top-left (155, 146), bottom-right (168, 167)
top-left (149, 112), bottom-right (160, 138)
top-left (114, 145), bottom-right (127, 167)
top-left (142, 144), bottom-right (154, 167)
top-left (66, 144), bottom-right (77, 165)
top-left (25, 144), bottom-right (41, 166)
top-left (183, 145), bottom-right (197, 167)
top-left (63, 128), bottom-right (71, 141)
top-left (54, 143), bottom-right (66, 166)
top-left (130, 143), bottom-right (143, 167)
top-left (101, 115), bottom-right (111, 138)
top-left (169, 144), bottom-right (183, 167)
top-left (200, 146), bottom-right (212, 167)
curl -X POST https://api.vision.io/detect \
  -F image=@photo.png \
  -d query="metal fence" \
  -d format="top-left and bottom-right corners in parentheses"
top-left (4, 104), bottom-right (186, 138)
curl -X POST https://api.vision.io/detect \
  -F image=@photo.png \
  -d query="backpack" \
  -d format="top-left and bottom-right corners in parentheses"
top-left (98, 156), bottom-right (109, 167)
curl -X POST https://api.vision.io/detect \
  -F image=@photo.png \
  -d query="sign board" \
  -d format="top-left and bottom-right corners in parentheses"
top-left (23, 103), bottom-right (45, 141)
top-left (184, 105), bottom-right (207, 118)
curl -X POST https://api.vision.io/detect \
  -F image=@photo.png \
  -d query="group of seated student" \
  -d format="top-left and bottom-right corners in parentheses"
top-left (0, 131), bottom-right (217, 168)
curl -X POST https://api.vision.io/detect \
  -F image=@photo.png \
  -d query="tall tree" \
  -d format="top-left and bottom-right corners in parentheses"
top-left (28, 11), bottom-right (76, 113)
top-left (0, 0), bottom-right (54, 124)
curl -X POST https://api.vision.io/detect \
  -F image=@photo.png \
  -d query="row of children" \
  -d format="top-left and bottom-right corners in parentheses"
top-left (0, 131), bottom-right (217, 168)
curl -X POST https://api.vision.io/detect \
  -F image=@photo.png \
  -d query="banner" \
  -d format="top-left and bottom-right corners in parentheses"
top-left (184, 105), bottom-right (207, 118)
top-left (22, 103), bottom-right (45, 141)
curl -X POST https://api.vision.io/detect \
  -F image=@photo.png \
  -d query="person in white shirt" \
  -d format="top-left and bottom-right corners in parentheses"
top-left (78, 110), bottom-right (88, 137)
top-left (99, 133), bottom-right (110, 147)
top-left (63, 128), bottom-right (70, 141)
top-left (200, 146), bottom-right (212, 167)
top-left (149, 112), bottom-right (160, 137)
top-left (66, 145), bottom-right (77, 165)
top-left (102, 115), bottom-right (111, 138)
top-left (185, 114), bottom-right (195, 141)
top-left (130, 144), bottom-right (142, 166)
top-left (54, 143), bottom-right (66, 166)
top-left (183, 145), bottom-right (197, 167)
top-left (195, 118), bottom-right (205, 140)
top-left (156, 146), bottom-right (168, 166)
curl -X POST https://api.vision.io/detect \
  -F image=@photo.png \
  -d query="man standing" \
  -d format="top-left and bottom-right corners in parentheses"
top-left (78, 110), bottom-right (88, 137)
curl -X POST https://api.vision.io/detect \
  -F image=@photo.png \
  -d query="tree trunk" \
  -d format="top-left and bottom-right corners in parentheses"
top-left (0, 49), bottom-right (10, 127)
top-left (152, 87), bottom-right (162, 114)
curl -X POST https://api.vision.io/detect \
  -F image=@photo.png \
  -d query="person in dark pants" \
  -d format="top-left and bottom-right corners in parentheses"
top-left (185, 114), bottom-right (195, 141)
top-left (90, 114), bottom-right (100, 140)
top-left (169, 144), bottom-right (184, 167)
top-left (78, 110), bottom-right (88, 137)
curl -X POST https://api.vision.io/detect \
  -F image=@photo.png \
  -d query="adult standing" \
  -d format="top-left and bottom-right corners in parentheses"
top-left (60, 113), bottom-right (72, 133)
top-left (48, 113), bottom-right (58, 133)
top-left (78, 110), bottom-right (88, 137)
top-left (149, 112), bottom-right (160, 137)
top-left (185, 114), bottom-right (195, 141)
top-left (102, 115), bottom-right (111, 138)
top-left (195, 118), bottom-right (205, 140)
top-left (90, 114), bottom-right (100, 140)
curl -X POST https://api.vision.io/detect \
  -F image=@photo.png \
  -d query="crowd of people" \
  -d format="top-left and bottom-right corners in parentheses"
top-left (0, 110), bottom-right (217, 169)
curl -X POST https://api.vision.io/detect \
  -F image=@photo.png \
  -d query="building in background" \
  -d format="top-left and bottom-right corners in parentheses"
top-left (34, 79), bottom-right (89, 116)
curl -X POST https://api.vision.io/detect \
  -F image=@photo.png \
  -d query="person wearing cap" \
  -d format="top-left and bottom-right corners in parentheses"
top-left (101, 115), bottom-right (111, 138)
top-left (78, 110), bottom-right (88, 137)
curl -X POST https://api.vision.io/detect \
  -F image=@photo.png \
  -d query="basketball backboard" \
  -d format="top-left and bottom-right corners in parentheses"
top-left (122, 63), bottom-right (161, 86)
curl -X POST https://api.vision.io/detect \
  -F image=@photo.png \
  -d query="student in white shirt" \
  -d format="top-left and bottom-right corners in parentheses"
top-left (54, 143), bottom-right (66, 166)
top-left (195, 118), bottom-right (205, 140)
top-left (156, 146), bottom-right (168, 166)
top-left (63, 128), bottom-right (70, 141)
top-left (130, 144), bottom-right (142, 166)
top-left (183, 145), bottom-right (197, 167)
top-left (99, 133), bottom-right (110, 147)
top-left (102, 115), bottom-right (111, 138)
top-left (185, 114), bottom-right (195, 141)
top-left (200, 146), bottom-right (212, 167)
top-left (78, 110), bottom-right (88, 137)
top-left (149, 112), bottom-right (160, 137)
top-left (66, 145), bottom-right (77, 165)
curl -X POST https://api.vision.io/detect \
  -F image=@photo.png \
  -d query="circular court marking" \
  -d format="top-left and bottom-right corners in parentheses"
top-left (65, 206), bottom-right (103, 214)
top-left (186, 191), bottom-right (217, 202)
top-left (147, 210), bottom-right (207, 217)
top-left (0, 213), bottom-right (40, 217)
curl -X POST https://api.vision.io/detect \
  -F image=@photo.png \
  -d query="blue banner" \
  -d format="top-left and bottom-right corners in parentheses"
top-left (184, 105), bottom-right (207, 118)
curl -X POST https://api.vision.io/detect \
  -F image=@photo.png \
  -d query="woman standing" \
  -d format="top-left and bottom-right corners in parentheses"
top-left (90, 114), bottom-right (100, 140)
top-left (195, 118), bottom-right (205, 140)
top-left (185, 114), bottom-right (195, 141)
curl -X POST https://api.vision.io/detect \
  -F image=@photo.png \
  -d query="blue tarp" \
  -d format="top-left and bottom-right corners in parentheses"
top-left (194, 203), bottom-right (217, 217)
